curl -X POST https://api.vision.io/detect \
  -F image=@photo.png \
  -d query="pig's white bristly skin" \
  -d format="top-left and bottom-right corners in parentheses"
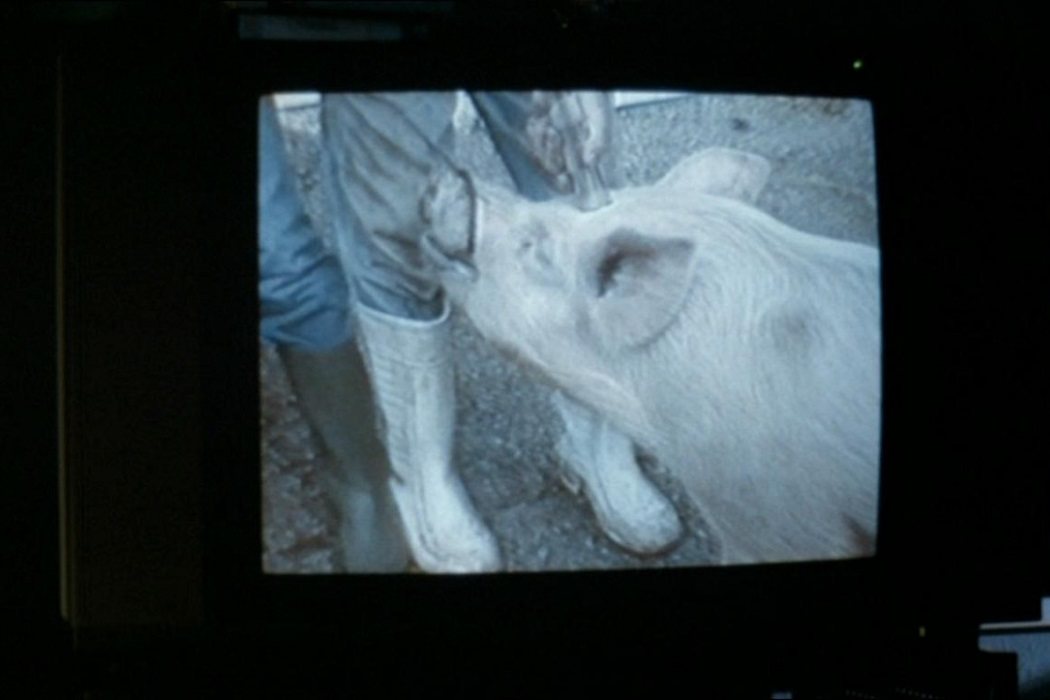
top-left (442, 150), bottom-right (880, 565)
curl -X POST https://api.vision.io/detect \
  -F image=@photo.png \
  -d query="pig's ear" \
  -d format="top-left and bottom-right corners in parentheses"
top-left (659, 147), bottom-right (771, 204)
top-left (587, 229), bottom-right (696, 350)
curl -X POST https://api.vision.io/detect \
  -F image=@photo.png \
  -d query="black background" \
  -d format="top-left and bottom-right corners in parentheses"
top-left (4, 1), bottom-right (1047, 696)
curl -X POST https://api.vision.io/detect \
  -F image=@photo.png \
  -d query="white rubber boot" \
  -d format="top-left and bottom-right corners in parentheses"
top-left (355, 301), bottom-right (501, 573)
top-left (553, 392), bottom-right (683, 555)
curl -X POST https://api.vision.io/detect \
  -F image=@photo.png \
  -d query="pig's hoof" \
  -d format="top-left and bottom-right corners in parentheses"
top-left (556, 436), bottom-right (683, 556)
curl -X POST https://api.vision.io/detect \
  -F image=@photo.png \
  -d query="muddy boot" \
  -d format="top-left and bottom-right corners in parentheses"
top-left (279, 342), bottom-right (410, 573)
top-left (355, 302), bottom-right (501, 573)
top-left (553, 391), bottom-right (683, 555)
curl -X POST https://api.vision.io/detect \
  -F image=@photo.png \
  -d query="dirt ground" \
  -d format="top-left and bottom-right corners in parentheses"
top-left (261, 92), bottom-right (878, 574)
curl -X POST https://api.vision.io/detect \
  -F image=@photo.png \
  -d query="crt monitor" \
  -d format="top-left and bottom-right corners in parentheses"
top-left (205, 5), bottom-right (934, 688)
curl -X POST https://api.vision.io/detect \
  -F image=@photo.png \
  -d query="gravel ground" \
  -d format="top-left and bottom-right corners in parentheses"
top-left (261, 92), bottom-right (878, 574)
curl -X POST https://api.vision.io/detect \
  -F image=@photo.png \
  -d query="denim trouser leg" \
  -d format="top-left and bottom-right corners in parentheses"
top-left (258, 98), bottom-right (352, 350)
top-left (321, 92), bottom-right (457, 322)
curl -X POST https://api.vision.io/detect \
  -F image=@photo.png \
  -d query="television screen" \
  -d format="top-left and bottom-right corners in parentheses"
top-left (258, 89), bottom-right (880, 575)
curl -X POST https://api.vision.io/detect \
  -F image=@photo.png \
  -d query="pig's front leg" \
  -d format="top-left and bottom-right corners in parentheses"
top-left (551, 391), bottom-right (682, 555)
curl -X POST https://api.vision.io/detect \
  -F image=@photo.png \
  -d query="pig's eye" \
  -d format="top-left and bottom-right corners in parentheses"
top-left (518, 229), bottom-right (559, 283)
top-left (519, 229), bottom-right (552, 267)
top-left (518, 238), bottom-right (537, 262)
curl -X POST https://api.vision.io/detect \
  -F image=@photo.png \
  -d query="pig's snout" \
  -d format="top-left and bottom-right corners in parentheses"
top-left (421, 167), bottom-right (478, 281)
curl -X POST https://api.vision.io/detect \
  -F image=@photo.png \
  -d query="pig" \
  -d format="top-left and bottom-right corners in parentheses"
top-left (421, 147), bottom-right (880, 565)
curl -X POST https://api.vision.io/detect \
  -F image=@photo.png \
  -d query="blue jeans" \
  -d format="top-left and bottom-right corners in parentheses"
top-left (258, 98), bottom-right (351, 349)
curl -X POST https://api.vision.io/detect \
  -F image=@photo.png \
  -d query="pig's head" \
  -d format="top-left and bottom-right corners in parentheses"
top-left (420, 147), bottom-right (772, 430)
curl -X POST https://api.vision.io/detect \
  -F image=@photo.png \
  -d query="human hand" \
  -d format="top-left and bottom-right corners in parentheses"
top-left (524, 91), bottom-right (616, 211)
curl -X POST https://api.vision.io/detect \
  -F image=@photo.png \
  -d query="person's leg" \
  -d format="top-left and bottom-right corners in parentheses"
top-left (259, 98), bottom-right (408, 572)
top-left (322, 93), bottom-right (500, 573)
top-left (469, 91), bottom-right (683, 555)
